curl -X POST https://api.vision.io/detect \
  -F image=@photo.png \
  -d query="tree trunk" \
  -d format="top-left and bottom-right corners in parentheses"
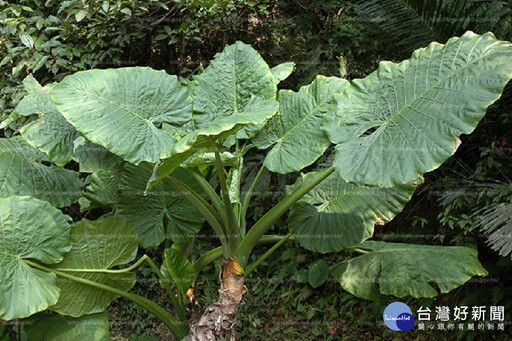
top-left (184, 258), bottom-right (246, 341)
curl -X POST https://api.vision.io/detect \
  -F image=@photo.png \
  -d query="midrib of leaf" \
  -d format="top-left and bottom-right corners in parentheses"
top-left (232, 48), bottom-right (238, 115)
top-left (316, 186), bottom-right (364, 212)
top-left (65, 85), bottom-right (154, 125)
top-left (276, 86), bottom-right (337, 144)
top-left (365, 246), bottom-right (476, 254)
top-left (345, 36), bottom-right (501, 178)
top-left (378, 37), bottom-right (496, 129)
top-left (50, 267), bottom-right (118, 272)
top-left (0, 142), bottom-right (42, 163)
top-left (0, 249), bottom-right (21, 259)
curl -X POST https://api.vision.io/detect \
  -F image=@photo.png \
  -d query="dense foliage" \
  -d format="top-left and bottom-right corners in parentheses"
top-left (1, 0), bottom-right (392, 135)
top-left (1, 1), bottom-right (512, 340)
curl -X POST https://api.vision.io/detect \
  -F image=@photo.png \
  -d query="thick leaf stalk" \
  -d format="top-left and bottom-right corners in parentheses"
top-left (26, 260), bottom-right (188, 338)
top-left (236, 167), bottom-right (335, 267)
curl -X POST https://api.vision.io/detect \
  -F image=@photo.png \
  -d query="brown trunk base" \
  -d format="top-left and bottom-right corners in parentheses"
top-left (184, 258), bottom-right (246, 341)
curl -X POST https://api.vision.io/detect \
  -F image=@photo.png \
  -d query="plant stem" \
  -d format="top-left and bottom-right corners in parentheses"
top-left (236, 167), bottom-right (335, 267)
top-left (240, 165), bottom-right (265, 235)
top-left (55, 254), bottom-right (150, 273)
top-left (231, 151), bottom-right (243, 229)
top-left (245, 234), bottom-right (290, 275)
top-left (81, 191), bottom-right (109, 208)
top-left (209, 137), bottom-right (240, 257)
top-left (193, 246), bottom-right (223, 275)
top-left (144, 256), bottom-right (187, 323)
top-left (163, 175), bottom-right (228, 252)
top-left (25, 260), bottom-right (188, 339)
top-left (30, 254), bottom-right (188, 330)
top-left (349, 247), bottom-right (370, 254)
top-left (187, 168), bottom-right (227, 226)
top-left (193, 235), bottom-right (290, 275)
top-left (239, 142), bottom-right (254, 155)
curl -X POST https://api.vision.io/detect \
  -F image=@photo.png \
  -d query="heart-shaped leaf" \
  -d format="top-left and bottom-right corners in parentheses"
top-left (287, 171), bottom-right (415, 252)
top-left (25, 311), bottom-right (109, 341)
top-left (49, 219), bottom-right (138, 317)
top-left (17, 75), bottom-right (80, 166)
top-left (254, 76), bottom-right (348, 173)
top-left (148, 41), bottom-right (278, 189)
top-left (331, 241), bottom-right (488, 300)
top-left (193, 41), bottom-right (277, 130)
top-left (119, 164), bottom-right (205, 247)
top-left (50, 67), bottom-right (193, 164)
top-left (0, 137), bottom-right (83, 207)
top-left (0, 196), bottom-right (72, 320)
top-left (324, 32), bottom-right (512, 187)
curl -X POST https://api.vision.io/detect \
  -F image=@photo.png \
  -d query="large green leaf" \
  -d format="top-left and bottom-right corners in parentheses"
top-left (271, 62), bottom-right (295, 84)
top-left (0, 137), bottom-right (83, 207)
top-left (25, 311), bottom-right (109, 341)
top-left (308, 260), bottom-right (329, 289)
top-left (179, 98), bottom-right (279, 153)
top-left (50, 67), bottom-right (193, 164)
top-left (148, 98), bottom-right (278, 190)
top-left (13, 75), bottom-right (56, 116)
top-left (183, 150), bottom-right (238, 169)
top-left (253, 76), bottom-right (348, 173)
top-left (49, 219), bottom-right (138, 317)
top-left (73, 137), bottom-right (123, 173)
top-left (324, 31), bottom-right (512, 187)
top-left (147, 42), bottom-right (279, 189)
top-left (331, 241), bottom-right (488, 300)
top-left (287, 172), bottom-right (415, 253)
top-left (162, 247), bottom-right (195, 295)
top-left (17, 75), bottom-right (80, 166)
top-left (80, 164), bottom-right (123, 211)
top-left (0, 196), bottom-right (72, 320)
top-left (119, 164), bottom-right (204, 248)
top-left (193, 41), bottom-right (277, 129)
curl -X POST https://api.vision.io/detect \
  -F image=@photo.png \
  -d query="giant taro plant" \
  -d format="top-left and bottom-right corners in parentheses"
top-left (0, 32), bottom-right (511, 340)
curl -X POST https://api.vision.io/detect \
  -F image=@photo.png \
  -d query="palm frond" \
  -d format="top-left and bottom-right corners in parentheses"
top-left (354, 0), bottom-right (511, 52)
top-left (463, 1), bottom-right (512, 41)
top-left (478, 202), bottom-right (512, 259)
